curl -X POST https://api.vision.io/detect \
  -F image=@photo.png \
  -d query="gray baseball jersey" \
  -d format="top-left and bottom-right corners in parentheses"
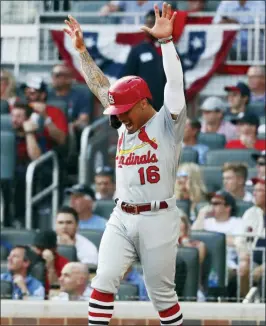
top-left (115, 104), bottom-right (186, 203)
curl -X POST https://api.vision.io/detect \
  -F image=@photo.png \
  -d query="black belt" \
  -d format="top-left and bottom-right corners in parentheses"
top-left (115, 199), bottom-right (168, 215)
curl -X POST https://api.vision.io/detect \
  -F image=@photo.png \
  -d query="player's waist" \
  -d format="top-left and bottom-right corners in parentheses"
top-left (114, 195), bottom-right (176, 215)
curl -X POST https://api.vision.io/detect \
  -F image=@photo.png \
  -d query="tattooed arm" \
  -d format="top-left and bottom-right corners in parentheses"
top-left (64, 15), bottom-right (110, 109)
top-left (79, 50), bottom-right (110, 109)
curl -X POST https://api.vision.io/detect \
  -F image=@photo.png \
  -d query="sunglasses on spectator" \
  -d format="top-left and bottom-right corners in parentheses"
top-left (211, 201), bottom-right (225, 206)
top-left (257, 161), bottom-right (266, 166)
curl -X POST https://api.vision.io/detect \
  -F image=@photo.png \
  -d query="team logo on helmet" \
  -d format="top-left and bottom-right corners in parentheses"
top-left (108, 93), bottom-right (115, 104)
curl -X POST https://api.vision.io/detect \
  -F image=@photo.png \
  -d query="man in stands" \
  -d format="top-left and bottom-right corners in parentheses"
top-left (22, 76), bottom-right (68, 149)
top-left (31, 230), bottom-right (69, 292)
top-left (187, 0), bottom-right (206, 12)
top-left (55, 206), bottom-right (98, 266)
top-left (123, 266), bottom-right (149, 301)
top-left (11, 102), bottom-right (46, 227)
top-left (51, 262), bottom-right (92, 301)
top-left (224, 82), bottom-right (250, 120)
top-left (94, 166), bottom-right (116, 200)
top-left (120, 9), bottom-right (166, 111)
top-left (47, 64), bottom-right (92, 129)
top-left (183, 118), bottom-right (209, 165)
top-left (222, 162), bottom-right (253, 202)
top-left (66, 184), bottom-right (107, 230)
top-left (1, 246), bottom-right (45, 300)
top-left (247, 66), bottom-right (266, 104)
top-left (226, 113), bottom-right (266, 151)
top-left (200, 96), bottom-right (237, 141)
top-left (251, 150), bottom-right (266, 180)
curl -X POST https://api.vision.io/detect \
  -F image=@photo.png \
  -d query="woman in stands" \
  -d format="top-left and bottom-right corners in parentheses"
top-left (175, 163), bottom-right (208, 222)
top-left (0, 69), bottom-right (19, 108)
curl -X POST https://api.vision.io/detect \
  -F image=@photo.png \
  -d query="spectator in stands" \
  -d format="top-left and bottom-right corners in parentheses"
top-left (175, 163), bottom-right (208, 222)
top-left (0, 240), bottom-right (12, 255)
top-left (247, 66), bottom-right (266, 104)
top-left (222, 162), bottom-right (253, 202)
top-left (178, 213), bottom-right (206, 301)
top-left (31, 230), bottom-right (69, 292)
top-left (187, 0), bottom-right (206, 12)
top-left (200, 96), bottom-right (237, 141)
top-left (120, 9), bottom-right (165, 111)
top-left (252, 150), bottom-right (266, 180)
top-left (94, 166), bottom-right (116, 200)
top-left (51, 262), bottom-right (92, 301)
top-left (56, 206), bottom-right (98, 266)
top-left (1, 246), bottom-right (45, 300)
top-left (224, 82), bottom-right (250, 120)
top-left (183, 119), bottom-right (209, 165)
top-left (11, 102), bottom-right (46, 227)
top-left (0, 69), bottom-right (18, 107)
top-left (22, 76), bottom-right (68, 148)
top-left (66, 184), bottom-right (107, 230)
top-left (47, 64), bottom-right (92, 128)
top-left (123, 266), bottom-right (149, 301)
top-left (99, 1), bottom-right (163, 24)
top-left (213, 1), bottom-right (265, 60)
top-left (226, 113), bottom-right (266, 151)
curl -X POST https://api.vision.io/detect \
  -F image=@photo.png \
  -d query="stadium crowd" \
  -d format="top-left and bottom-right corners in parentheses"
top-left (1, 0), bottom-right (265, 304)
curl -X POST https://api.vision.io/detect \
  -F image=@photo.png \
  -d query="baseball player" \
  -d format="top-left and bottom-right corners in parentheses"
top-left (64, 2), bottom-right (186, 325)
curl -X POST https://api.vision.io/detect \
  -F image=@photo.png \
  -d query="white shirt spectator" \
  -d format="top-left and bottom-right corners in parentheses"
top-left (51, 285), bottom-right (93, 301)
top-left (204, 217), bottom-right (244, 269)
top-left (75, 234), bottom-right (98, 265)
top-left (213, 1), bottom-right (265, 24)
top-left (243, 190), bottom-right (254, 203)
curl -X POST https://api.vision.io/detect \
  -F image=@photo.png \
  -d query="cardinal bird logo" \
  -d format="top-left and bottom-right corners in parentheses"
top-left (117, 132), bottom-right (124, 154)
top-left (138, 126), bottom-right (158, 150)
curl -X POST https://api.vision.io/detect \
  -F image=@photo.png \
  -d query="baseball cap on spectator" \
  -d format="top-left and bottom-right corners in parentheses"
top-left (33, 230), bottom-right (57, 250)
top-left (65, 184), bottom-right (96, 200)
top-left (251, 150), bottom-right (266, 162)
top-left (21, 76), bottom-right (47, 92)
top-left (211, 190), bottom-right (236, 213)
top-left (251, 178), bottom-right (266, 185)
top-left (232, 113), bottom-right (260, 128)
top-left (224, 82), bottom-right (250, 99)
top-left (95, 166), bottom-right (114, 176)
top-left (200, 97), bottom-right (226, 112)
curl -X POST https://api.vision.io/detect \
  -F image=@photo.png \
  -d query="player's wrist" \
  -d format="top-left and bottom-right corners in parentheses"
top-left (158, 36), bottom-right (173, 45)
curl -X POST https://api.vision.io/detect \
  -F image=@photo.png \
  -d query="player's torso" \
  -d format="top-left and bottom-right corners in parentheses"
top-left (115, 114), bottom-right (178, 203)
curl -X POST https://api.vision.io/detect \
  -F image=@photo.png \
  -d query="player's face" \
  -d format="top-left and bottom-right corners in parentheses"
top-left (117, 99), bottom-right (148, 134)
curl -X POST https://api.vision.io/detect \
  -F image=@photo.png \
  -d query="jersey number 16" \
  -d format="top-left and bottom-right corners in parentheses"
top-left (138, 166), bottom-right (160, 185)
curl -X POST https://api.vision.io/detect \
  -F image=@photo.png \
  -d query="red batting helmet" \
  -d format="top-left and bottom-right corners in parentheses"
top-left (103, 76), bottom-right (152, 115)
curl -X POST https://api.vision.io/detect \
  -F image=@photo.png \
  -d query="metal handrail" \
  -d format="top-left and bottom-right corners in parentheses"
top-left (25, 150), bottom-right (59, 229)
top-left (78, 116), bottom-right (109, 185)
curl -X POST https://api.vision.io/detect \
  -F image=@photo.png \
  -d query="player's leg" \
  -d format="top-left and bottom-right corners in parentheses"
top-left (89, 211), bottom-right (137, 326)
top-left (139, 208), bottom-right (183, 326)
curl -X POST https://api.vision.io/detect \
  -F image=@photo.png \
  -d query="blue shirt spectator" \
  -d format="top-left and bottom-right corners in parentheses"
top-left (0, 240), bottom-right (12, 253)
top-left (1, 273), bottom-right (45, 300)
top-left (124, 267), bottom-right (149, 301)
top-left (47, 64), bottom-right (93, 126)
top-left (183, 118), bottom-right (209, 165)
top-left (78, 214), bottom-right (107, 231)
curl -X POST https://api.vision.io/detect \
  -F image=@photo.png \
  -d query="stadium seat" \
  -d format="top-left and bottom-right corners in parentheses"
top-left (0, 115), bottom-right (12, 132)
top-left (258, 133), bottom-right (265, 140)
top-left (93, 200), bottom-right (115, 219)
top-left (116, 283), bottom-right (138, 301)
top-left (190, 230), bottom-right (226, 297)
top-left (30, 261), bottom-right (46, 285)
top-left (0, 131), bottom-right (16, 181)
top-left (246, 102), bottom-right (266, 117)
top-left (180, 148), bottom-right (198, 164)
top-left (176, 200), bottom-right (190, 217)
top-left (198, 133), bottom-right (226, 150)
top-left (0, 100), bottom-right (9, 115)
top-left (176, 247), bottom-right (199, 301)
top-left (200, 166), bottom-right (223, 192)
top-left (235, 200), bottom-right (253, 217)
top-left (0, 245), bottom-right (9, 261)
top-left (205, 0), bottom-right (221, 11)
top-left (1, 228), bottom-right (37, 247)
top-left (175, 255), bottom-right (187, 299)
top-left (206, 149), bottom-right (259, 167)
top-left (248, 167), bottom-right (258, 179)
top-left (79, 229), bottom-right (104, 249)
top-left (57, 245), bottom-right (77, 262)
top-left (0, 280), bottom-right (12, 299)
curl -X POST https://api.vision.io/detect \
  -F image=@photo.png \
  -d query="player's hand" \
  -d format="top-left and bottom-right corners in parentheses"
top-left (140, 2), bottom-right (176, 39)
top-left (64, 15), bottom-right (86, 53)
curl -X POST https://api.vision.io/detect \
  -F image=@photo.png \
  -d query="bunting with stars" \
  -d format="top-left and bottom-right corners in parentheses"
top-left (51, 22), bottom-right (239, 101)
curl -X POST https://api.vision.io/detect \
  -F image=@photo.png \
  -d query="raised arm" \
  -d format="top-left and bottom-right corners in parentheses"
top-left (141, 3), bottom-right (186, 119)
top-left (64, 15), bottom-right (110, 109)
